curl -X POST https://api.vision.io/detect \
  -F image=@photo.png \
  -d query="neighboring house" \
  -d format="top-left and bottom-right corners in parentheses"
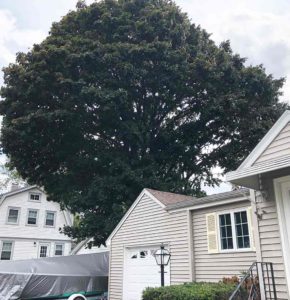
top-left (71, 237), bottom-right (108, 255)
top-left (107, 110), bottom-right (290, 300)
top-left (0, 185), bottom-right (73, 260)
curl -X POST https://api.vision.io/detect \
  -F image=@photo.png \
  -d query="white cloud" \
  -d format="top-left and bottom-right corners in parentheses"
top-left (0, 9), bottom-right (46, 67)
top-left (175, 0), bottom-right (290, 102)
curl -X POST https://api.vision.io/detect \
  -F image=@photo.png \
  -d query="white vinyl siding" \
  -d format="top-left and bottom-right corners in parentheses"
top-left (109, 194), bottom-right (191, 300)
top-left (254, 122), bottom-right (290, 165)
top-left (193, 201), bottom-right (256, 282)
top-left (254, 190), bottom-right (289, 300)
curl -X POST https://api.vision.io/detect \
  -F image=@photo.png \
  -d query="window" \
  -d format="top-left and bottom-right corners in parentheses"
top-left (45, 211), bottom-right (55, 227)
top-left (235, 211), bottom-right (250, 249)
top-left (218, 210), bottom-right (251, 251)
top-left (219, 213), bottom-right (233, 250)
top-left (1, 241), bottom-right (13, 260)
top-left (39, 244), bottom-right (49, 257)
top-left (29, 193), bottom-right (41, 201)
top-left (27, 209), bottom-right (38, 225)
top-left (54, 244), bottom-right (64, 256)
top-left (7, 208), bottom-right (20, 224)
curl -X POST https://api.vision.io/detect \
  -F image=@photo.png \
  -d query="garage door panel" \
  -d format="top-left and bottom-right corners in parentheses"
top-left (123, 246), bottom-right (170, 300)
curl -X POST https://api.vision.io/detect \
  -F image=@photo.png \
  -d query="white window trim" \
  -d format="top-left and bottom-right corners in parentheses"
top-left (6, 206), bottom-right (21, 225)
top-left (217, 208), bottom-right (252, 253)
top-left (44, 211), bottom-right (56, 228)
top-left (28, 192), bottom-right (42, 202)
top-left (54, 242), bottom-right (65, 256)
top-left (0, 240), bottom-right (14, 260)
top-left (26, 208), bottom-right (39, 226)
top-left (38, 242), bottom-right (50, 258)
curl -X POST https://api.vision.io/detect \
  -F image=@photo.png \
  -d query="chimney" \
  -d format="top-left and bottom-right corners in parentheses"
top-left (10, 183), bottom-right (20, 191)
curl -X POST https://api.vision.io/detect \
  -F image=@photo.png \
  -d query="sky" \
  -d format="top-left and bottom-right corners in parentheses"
top-left (0, 0), bottom-right (289, 194)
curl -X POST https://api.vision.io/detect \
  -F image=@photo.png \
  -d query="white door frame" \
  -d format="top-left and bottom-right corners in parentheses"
top-left (273, 175), bottom-right (290, 297)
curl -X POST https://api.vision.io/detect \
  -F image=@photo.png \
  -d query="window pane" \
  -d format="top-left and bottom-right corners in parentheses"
top-left (234, 211), bottom-right (250, 249)
top-left (219, 214), bottom-right (233, 250)
top-left (55, 244), bottom-right (63, 256)
top-left (241, 211), bottom-right (248, 223)
top-left (236, 224), bottom-right (243, 236)
top-left (28, 210), bottom-right (37, 225)
top-left (30, 194), bottom-right (40, 201)
top-left (243, 224), bottom-right (249, 236)
top-left (46, 212), bottom-right (55, 226)
top-left (222, 238), bottom-right (227, 250)
top-left (228, 237), bottom-right (233, 249)
top-left (220, 215), bottom-right (225, 226)
top-left (237, 237), bottom-right (244, 248)
top-left (226, 225), bottom-right (232, 237)
top-left (225, 214), bottom-right (231, 224)
top-left (235, 212), bottom-right (241, 224)
top-left (1, 242), bottom-right (12, 260)
top-left (8, 209), bottom-right (19, 223)
top-left (244, 236), bottom-right (250, 248)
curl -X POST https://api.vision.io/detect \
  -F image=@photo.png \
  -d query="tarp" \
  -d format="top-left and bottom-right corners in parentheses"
top-left (0, 252), bottom-right (109, 300)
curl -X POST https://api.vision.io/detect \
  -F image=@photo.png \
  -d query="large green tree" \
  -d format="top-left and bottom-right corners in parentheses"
top-left (0, 0), bottom-right (287, 245)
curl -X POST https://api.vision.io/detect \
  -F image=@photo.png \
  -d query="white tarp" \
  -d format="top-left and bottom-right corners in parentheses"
top-left (0, 252), bottom-right (109, 300)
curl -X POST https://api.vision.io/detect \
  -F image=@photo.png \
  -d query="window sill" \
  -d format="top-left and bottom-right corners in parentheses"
top-left (217, 248), bottom-right (255, 254)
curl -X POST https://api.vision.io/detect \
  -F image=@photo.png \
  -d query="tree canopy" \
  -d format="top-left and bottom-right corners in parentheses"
top-left (0, 0), bottom-right (287, 245)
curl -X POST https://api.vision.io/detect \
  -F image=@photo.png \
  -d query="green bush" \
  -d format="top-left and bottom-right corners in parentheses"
top-left (142, 282), bottom-right (236, 300)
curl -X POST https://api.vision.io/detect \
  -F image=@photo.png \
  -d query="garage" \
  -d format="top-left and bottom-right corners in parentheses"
top-left (122, 245), bottom-right (170, 300)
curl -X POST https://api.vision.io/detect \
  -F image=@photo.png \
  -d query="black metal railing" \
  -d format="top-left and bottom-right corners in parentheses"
top-left (229, 262), bottom-right (277, 300)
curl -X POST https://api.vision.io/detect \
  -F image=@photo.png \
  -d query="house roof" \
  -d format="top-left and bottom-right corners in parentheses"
top-left (145, 188), bottom-right (195, 206)
top-left (106, 187), bottom-right (250, 243)
top-left (0, 185), bottom-right (40, 205)
top-left (165, 188), bottom-right (249, 210)
top-left (226, 110), bottom-right (290, 189)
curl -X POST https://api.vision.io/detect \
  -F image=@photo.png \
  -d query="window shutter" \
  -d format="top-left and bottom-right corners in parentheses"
top-left (247, 207), bottom-right (256, 251)
top-left (206, 213), bottom-right (218, 253)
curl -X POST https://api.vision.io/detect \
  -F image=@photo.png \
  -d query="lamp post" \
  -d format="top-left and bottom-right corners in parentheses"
top-left (153, 244), bottom-right (171, 287)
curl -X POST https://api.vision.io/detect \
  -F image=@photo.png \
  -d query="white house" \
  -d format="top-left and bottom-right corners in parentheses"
top-left (0, 185), bottom-right (73, 261)
top-left (107, 110), bottom-right (290, 300)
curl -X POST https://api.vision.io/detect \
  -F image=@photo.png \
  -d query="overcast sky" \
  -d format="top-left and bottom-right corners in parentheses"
top-left (0, 0), bottom-right (289, 193)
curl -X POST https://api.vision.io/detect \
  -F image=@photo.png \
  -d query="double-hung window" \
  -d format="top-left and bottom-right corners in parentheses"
top-left (7, 207), bottom-right (20, 224)
top-left (27, 209), bottom-right (38, 225)
top-left (45, 211), bottom-right (56, 227)
top-left (218, 210), bottom-right (251, 251)
top-left (54, 244), bottom-right (64, 256)
top-left (0, 241), bottom-right (13, 260)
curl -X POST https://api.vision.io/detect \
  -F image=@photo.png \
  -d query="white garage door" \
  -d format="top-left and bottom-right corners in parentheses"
top-left (123, 245), bottom-right (170, 300)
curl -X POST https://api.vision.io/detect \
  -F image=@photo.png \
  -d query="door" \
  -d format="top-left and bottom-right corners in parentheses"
top-left (123, 245), bottom-right (170, 300)
top-left (39, 243), bottom-right (50, 258)
top-left (274, 177), bottom-right (290, 296)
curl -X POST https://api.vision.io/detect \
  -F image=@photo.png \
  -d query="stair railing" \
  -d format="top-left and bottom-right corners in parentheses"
top-left (229, 262), bottom-right (277, 300)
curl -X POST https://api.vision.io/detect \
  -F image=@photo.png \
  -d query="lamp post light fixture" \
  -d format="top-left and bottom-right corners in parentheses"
top-left (153, 244), bottom-right (171, 287)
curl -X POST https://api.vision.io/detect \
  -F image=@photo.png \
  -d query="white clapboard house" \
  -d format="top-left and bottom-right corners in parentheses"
top-left (0, 185), bottom-right (73, 260)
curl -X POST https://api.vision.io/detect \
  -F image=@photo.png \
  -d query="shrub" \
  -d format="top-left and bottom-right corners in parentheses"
top-left (142, 282), bottom-right (236, 300)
